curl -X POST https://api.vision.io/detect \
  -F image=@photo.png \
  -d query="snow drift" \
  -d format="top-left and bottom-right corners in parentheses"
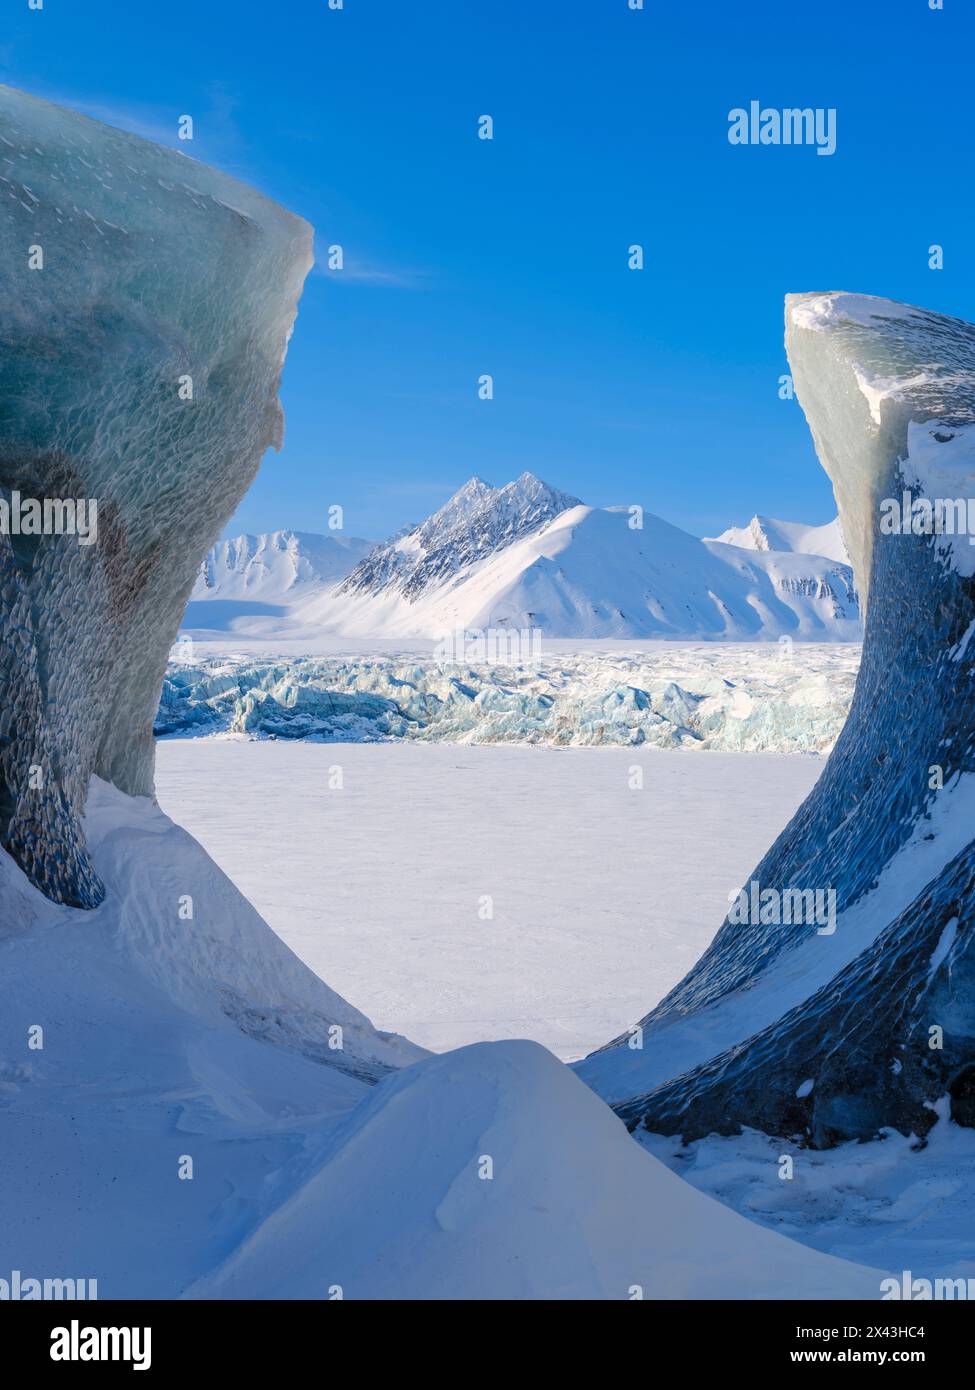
top-left (190, 1039), bottom-right (879, 1301)
top-left (581, 292), bottom-right (975, 1148)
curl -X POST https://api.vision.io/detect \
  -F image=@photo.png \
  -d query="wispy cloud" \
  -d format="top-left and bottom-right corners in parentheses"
top-left (311, 255), bottom-right (431, 290)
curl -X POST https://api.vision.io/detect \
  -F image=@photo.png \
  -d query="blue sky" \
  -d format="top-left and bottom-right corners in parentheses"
top-left (4, 0), bottom-right (972, 541)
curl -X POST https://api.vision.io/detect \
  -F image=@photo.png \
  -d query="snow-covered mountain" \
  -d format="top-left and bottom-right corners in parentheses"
top-left (290, 475), bottom-right (861, 642)
top-left (707, 514), bottom-right (850, 566)
top-left (194, 529), bottom-right (372, 601)
top-left (184, 529), bottom-right (373, 632)
top-left (181, 480), bottom-right (861, 643)
top-left (339, 473), bottom-right (582, 603)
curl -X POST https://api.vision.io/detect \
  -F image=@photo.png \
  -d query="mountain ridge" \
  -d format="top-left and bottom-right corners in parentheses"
top-left (707, 514), bottom-right (850, 566)
top-left (186, 478), bottom-right (862, 642)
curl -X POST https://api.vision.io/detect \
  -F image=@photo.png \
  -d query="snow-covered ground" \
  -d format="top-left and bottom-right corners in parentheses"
top-left (643, 1105), bottom-right (975, 1282)
top-left (155, 740), bottom-right (823, 1059)
top-left (0, 771), bottom-right (880, 1300)
top-left (153, 736), bottom-right (975, 1284)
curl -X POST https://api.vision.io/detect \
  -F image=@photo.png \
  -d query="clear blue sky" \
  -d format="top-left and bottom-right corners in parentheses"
top-left (4, 0), bottom-right (972, 540)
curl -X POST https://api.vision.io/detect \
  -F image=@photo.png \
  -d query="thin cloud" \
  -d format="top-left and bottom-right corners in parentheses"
top-left (311, 257), bottom-right (431, 290)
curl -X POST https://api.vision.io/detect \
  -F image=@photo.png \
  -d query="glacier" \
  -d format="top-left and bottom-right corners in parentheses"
top-left (0, 84), bottom-right (312, 907)
top-left (157, 645), bottom-right (860, 753)
top-left (580, 292), bottom-right (975, 1149)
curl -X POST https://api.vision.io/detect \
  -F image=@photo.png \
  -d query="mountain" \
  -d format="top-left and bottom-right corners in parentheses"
top-left (339, 472), bottom-right (582, 603)
top-left (194, 529), bottom-right (372, 600)
top-left (708, 514), bottom-right (850, 566)
top-left (184, 529), bottom-right (372, 632)
top-left (179, 480), bottom-right (862, 643)
top-left (293, 476), bottom-right (861, 642)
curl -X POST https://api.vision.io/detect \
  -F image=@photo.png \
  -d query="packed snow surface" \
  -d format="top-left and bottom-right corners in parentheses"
top-left (0, 772), bottom-right (884, 1299)
top-left (157, 643), bottom-right (860, 753)
top-left (155, 740), bottom-right (824, 1058)
top-left (154, 739), bottom-right (975, 1283)
top-left (643, 1105), bottom-right (975, 1282)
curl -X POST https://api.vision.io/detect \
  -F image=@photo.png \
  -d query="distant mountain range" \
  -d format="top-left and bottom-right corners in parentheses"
top-left (185, 475), bottom-right (861, 642)
top-left (705, 514), bottom-right (850, 566)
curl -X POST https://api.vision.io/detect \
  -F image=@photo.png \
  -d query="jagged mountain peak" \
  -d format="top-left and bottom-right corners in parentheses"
top-left (341, 472), bottom-right (583, 603)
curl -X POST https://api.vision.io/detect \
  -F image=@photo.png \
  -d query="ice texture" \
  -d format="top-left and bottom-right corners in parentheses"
top-left (581, 294), bottom-right (975, 1146)
top-left (0, 86), bottom-right (312, 905)
top-left (784, 291), bottom-right (975, 604)
top-left (157, 646), bottom-right (860, 753)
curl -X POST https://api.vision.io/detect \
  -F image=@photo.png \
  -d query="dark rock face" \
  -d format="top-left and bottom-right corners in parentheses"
top-left (340, 472), bottom-right (581, 603)
top-left (582, 294), bottom-right (975, 1146)
top-left (0, 86), bottom-right (312, 906)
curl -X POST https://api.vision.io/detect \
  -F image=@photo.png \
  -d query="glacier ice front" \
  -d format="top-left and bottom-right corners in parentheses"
top-left (0, 85), bottom-right (312, 905)
top-left (157, 647), bottom-right (860, 753)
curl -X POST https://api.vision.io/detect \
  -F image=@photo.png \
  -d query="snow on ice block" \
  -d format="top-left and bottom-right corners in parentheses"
top-left (0, 85), bottom-right (312, 906)
top-left (786, 291), bottom-right (975, 606)
top-left (189, 1039), bottom-right (884, 1300)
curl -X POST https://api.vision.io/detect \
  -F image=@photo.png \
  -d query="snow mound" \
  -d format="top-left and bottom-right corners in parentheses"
top-left (190, 1039), bottom-right (883, 1300)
